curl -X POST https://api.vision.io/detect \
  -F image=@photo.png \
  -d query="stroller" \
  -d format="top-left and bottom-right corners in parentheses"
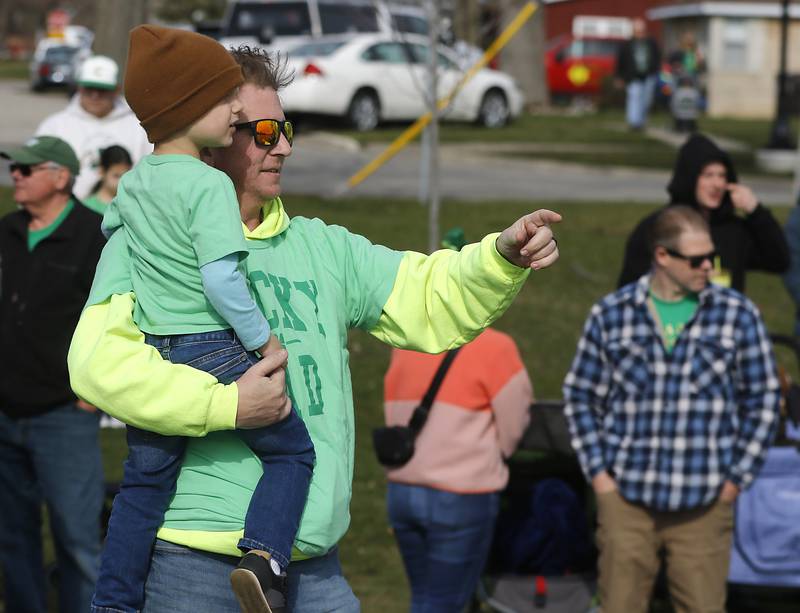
top-left (727, 335), bottom-right (800, 611)
top-left (476, 401), bottom-right (597, 613)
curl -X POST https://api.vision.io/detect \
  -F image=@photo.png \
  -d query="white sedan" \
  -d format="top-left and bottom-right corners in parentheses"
top-left (281, 34), bottom-right (525, 130)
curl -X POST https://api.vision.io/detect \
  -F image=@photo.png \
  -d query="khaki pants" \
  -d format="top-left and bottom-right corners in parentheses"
top-left (596, 490), bottom-right (734, 613)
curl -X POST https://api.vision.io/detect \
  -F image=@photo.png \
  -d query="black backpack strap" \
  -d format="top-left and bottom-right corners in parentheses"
top-left (408, 347), bottom-right (461, 435)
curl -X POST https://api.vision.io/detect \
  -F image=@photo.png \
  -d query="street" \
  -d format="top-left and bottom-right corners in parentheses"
top-left (0, 79), bottom-right (794, 206)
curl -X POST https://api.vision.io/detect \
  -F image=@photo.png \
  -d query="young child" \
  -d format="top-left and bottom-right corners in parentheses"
top-left (91, 26), bottom-right (315, 613)
top-left (83, 145), bottom-right (133, 214)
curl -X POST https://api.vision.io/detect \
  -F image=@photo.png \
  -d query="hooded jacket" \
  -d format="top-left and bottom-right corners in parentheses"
top-left (36, 95), bottom-right (152, 199)
top-left (617, 134), bottom-right (789, 291)
top-left (616, 36), bottom-right (661, 83)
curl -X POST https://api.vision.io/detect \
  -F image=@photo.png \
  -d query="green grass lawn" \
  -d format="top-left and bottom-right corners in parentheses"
top-left (0, 187), bottom-right (795, 611)
top-left (332, 108), bottom-right (792, 152)
top-left (309, 109), bottom-right (796, 176)
top-left (335, 110), bottom-right (652, 145)
top-left (0, 59), bottom-right (27, 80)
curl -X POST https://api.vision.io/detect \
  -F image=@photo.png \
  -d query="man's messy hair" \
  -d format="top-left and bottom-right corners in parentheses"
top-left (228, 45), bottom-right (294, 91)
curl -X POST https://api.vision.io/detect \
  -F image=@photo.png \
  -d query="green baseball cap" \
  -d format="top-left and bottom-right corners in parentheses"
top-left (1, 136), bottom-right (80, 175)
top-left (441, 227), bottom-right (467, 251)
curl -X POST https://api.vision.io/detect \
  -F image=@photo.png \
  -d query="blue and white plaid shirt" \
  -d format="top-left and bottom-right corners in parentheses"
top-left (563, 275), bottom-right (780, 511)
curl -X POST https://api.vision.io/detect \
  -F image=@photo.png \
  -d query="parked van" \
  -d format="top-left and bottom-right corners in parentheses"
top-left (219, 0), bottom-right (395, 51)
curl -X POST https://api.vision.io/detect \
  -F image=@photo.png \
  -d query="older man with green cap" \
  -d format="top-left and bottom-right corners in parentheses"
top-left (0, 135), bottom-right (106, 613)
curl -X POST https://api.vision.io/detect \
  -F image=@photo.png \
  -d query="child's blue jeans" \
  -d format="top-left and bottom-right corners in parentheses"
top-left (91, 330), bottom-right (315, 613)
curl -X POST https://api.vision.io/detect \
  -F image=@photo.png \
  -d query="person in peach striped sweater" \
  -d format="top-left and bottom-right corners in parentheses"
top-left (382, 230), bottom-right (534, 612)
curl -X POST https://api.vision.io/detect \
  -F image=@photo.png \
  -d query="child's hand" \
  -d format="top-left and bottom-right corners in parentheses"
top-left (258, 334), bottom-right (284, 357)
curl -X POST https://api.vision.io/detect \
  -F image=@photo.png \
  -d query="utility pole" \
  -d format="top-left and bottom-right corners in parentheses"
top-left (93, 0), bottom-right (149, 74)
top-left (767, 0), bottom-right (795, 149)
top-left (424, 0), bottom-right (441, 254)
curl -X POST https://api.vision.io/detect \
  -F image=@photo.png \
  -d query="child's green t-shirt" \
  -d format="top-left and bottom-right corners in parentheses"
top-left (650, 291), bottom-right (699, 352)
top-left (102, 154), bottom-right (249, 335)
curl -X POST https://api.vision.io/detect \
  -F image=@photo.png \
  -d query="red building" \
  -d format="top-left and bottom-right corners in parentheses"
top-left (544, 0), bottom-right (664, 41)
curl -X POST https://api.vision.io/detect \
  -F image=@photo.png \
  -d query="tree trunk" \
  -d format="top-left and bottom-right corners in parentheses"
top-left (0, 1), bottom-right (11, 45)
top-left (453, 0), bottom-right (480, 46)
top-left (93, 0), bottom-right (149, 74)
top-left (497, 0), bottom-right (548, 109)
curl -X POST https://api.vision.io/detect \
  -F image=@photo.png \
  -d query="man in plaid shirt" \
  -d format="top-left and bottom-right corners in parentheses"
top-left (564, 205), bottom-right (780, 613)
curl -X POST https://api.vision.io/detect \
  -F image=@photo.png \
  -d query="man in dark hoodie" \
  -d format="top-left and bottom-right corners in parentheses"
top-left (618, 133), bottom-right (789, 291)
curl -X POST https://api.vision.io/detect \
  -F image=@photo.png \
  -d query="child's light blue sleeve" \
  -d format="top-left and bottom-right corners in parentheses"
top-left (200, 254), bottom-right (271, 352)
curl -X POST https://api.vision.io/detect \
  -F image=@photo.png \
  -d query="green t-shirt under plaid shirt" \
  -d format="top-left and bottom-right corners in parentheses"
top-left (102, 154), bottom-right (249, 335)
top-left (650, 291), bottom-right (699, 352)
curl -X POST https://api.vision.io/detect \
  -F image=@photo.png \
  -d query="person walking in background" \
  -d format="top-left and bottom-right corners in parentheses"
top-left (0, 136), bottom-right (106, 613)
top-left (618, 133), bottom-right (789, 291)
top-left (36, 55), bottom-right (151, 199)
top-left (668, 31), bottom-right (704, 83)
top-left (564, 205), bottom-right (780, 613)
top-left (383, 227), bottom-right (533, 613)
top-left (615, 18), bottom-right (661, 131)
top-left (83, 145), bottom-right (133, 214)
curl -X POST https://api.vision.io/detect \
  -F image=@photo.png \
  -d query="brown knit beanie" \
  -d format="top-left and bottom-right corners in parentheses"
top-left (124, 25), bottom-right (243, 143)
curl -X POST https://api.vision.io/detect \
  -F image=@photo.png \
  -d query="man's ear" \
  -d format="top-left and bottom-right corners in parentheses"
top-left (55, 168), bottom-right (72, 192)
top-left (653, 245), bottom-right (668, 267)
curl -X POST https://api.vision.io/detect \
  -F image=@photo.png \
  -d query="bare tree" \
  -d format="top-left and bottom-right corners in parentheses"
top-left (93, 0), bottom-right (149, 73)
top-left (453, 0), bottom-right (480, 46)
top-left (497, 0), bottom-right (548, 109)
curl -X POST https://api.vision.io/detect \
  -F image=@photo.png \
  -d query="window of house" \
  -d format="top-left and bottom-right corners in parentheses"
top-left (722, 18), bottom-right (748, 69)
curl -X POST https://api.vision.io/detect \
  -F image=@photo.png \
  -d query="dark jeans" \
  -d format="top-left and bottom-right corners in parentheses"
top-left (0, 403), bottom-right (104, 613)
top-left (387, 482), bottom-right (499, 613)
top-left (92, 330), bottom-right (315, 613)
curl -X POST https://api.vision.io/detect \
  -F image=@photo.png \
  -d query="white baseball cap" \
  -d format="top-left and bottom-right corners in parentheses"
top-left (77, 55), bottom-right (119, 90)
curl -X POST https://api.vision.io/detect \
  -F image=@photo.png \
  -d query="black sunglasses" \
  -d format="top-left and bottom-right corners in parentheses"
top-left (9, 162), bottom-right (57, 177)
top-left (233, 119), bottom-right (294, 147)
top-left (665, 247), bottom-right (717, 269)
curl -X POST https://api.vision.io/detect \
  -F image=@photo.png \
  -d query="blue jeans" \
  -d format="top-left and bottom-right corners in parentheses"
top-left (0, 403), bottom-right (104, 613)
top-left (625, 76), bottom-right (657, 128)
top-left (139, 539), bottom-right (359, 612)
top-left (387, 483), bottom-right (499, 613)
top-left (93, 330), bottom-right (315, 613)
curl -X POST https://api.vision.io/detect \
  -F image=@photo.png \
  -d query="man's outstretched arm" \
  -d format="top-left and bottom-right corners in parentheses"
top-left (372, 210), bottom-right (561, 353)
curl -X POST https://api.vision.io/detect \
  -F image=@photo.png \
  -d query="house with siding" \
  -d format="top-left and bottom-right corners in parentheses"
top-left (648, 1), bottom-right (800, 118)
